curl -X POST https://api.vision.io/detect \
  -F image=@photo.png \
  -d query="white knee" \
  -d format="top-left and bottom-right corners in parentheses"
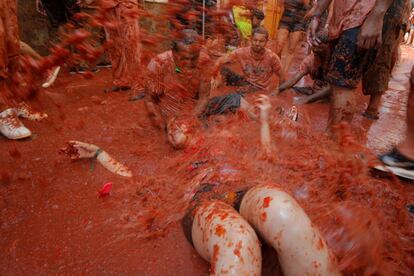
top-left (191, 200), bottom-right (262, 276)
top-left (239, 185), bottom-right (341, 276)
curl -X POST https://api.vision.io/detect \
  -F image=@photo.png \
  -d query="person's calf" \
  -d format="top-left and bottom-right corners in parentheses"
top-left (363, 92), bottom-right (384, 120)
top-left (327, 85), bottom-right (357, 135)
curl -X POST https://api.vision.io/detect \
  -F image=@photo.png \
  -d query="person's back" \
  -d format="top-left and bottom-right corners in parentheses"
top-left (145, 29), bottom-right (212, 125)
top-left (146, 50), bottom-right (210, 120)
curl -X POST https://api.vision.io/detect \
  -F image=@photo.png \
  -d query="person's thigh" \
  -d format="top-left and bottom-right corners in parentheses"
top-left (287, 31), bottom-right (303, 53)
top-left (326, 27), bottom-right (369, 89)
top-left (276, 28), bottom-right (290, 55)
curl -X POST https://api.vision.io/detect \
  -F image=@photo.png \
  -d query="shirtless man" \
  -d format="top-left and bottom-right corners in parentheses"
top-left (203, 27), bottom-right (282, 118)
top-left (144, 29), bottom-right (211, 148)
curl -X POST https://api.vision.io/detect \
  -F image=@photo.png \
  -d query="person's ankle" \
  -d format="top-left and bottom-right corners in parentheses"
top-left (397, 143), bottom-right (414, 160)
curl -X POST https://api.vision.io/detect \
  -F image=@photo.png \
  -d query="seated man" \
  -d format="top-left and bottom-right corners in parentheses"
top-left (144, 29), bottom-right (212, 148)
top-left (202, 27), bottom-right (282, 118)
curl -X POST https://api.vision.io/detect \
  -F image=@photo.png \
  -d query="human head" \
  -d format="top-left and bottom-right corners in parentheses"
top-left (172, 29), bottom-right (202, 70)
top-left (167, 117), bottom-right (192, 149)
top-left (251, 27), bottom-right (269, 54)
top-left (251, 8), bottom-right (264, 29)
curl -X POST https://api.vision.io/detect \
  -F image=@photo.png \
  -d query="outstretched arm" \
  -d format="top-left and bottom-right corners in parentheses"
top-left (61, 141), bottom-right (133, 177)
top-left (256, 95), bottom-right (272, 154)
top-left (194, 77), bottom-right (211, 116)
top-left (279, 72), bottom-right (307, 93)
top-left (293, 84), bottom-right (332, 105)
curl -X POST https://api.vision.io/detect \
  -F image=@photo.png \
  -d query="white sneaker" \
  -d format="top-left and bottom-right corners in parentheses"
top-left (15, 102), bottom-right (48, 121)
top-left (42, 66), bottom-right (61, 88)
top-left (0, 109), bottom-right (32, 139)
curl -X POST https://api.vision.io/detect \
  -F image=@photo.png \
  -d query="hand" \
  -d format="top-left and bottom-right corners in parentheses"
top-left (64, 141), bottom-right (100, 159)
top-left (256, 94), bottom-right (271, 122)
top-left (357, 12), bottom-right (384, 49)
top-left (307, 16), bottom-right (321, 47)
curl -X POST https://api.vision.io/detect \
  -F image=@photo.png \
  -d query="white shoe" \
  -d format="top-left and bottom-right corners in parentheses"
top-left (15, 102), bottom-right (48, 121)
top-left (0, 109), bottom-right (32, 139)
top-left (287, 106), bottom-right (298, 121)
top-left (42, 66), bottom-right (61, 88)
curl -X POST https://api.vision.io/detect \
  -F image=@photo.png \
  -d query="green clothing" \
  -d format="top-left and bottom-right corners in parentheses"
top-left (232, 6), bottom-right (252, 39)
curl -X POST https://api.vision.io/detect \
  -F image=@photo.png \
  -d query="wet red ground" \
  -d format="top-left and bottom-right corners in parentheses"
top-left (0, 45), bottom-right (413, 274)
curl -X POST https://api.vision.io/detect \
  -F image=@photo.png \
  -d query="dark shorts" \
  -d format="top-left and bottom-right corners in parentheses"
top-left (40, 0), bottom-right (80, 28)
top-left (201, 93), bottom-right (243, 118)
top-left (279, 16), bottom-right (306, 33)
top-left (326, 27), bottom-right (370, 89)
top-left (279, 4), bottom-right (307, 33)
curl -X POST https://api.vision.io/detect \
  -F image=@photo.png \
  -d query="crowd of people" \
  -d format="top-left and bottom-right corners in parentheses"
top-left (1, 0), bottom-right (414, 274)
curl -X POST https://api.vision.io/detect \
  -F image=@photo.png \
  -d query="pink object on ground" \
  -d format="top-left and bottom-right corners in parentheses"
top-left (98, 182), bottom-right (113, 198)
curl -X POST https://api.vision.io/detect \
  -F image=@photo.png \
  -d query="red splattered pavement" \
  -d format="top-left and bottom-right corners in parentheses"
top-left (0, 45), bottom-right (413, 274)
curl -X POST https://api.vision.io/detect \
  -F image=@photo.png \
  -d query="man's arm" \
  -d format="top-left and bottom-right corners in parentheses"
top-left (307, 0), bottom-right (332, 46)
top-left (256, 95), bottom-right (272, 154)
top-left (62, 141), bottom-right (133, 177)
top-left (268, 53), bottom-right (284, 94)
top-left (279, 72), bottom-right (307, 93)
top-left (357, 0), bottom-right (395, 49)
top-left (212, 52), bottom-right (234, 74)
top-left (145, 59), bottom-right (167, 129)
top-left (194, 78), bottom-right (211, 116)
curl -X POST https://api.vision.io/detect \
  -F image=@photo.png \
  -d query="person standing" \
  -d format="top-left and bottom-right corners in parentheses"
top-left (101, 0), bottom-right (142, 92)
top-left (308, 0), bottom-right (399, 134)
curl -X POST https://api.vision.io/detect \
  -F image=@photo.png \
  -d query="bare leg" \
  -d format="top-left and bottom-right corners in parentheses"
top-left (363, 93), bottom-right (383, 120)
top-left (282, 31), bottom-right (303, 75)
top-left (397, 87), bottom-right (414, 159)
top-left (276, 28), bottom-right (289, 57)
top-left (327, 85), bottom-right (356, 133)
